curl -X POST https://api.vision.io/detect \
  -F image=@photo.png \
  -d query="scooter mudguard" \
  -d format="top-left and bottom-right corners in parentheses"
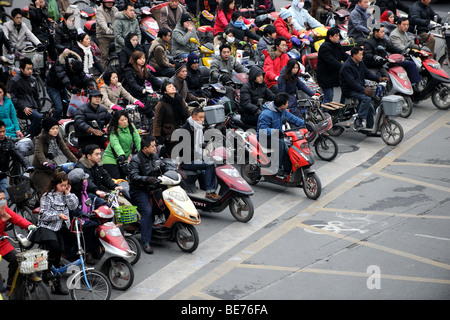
top-left (215, 164), bottom-right (253, 193)
top-left (423, 59), bottom-right (450, 81)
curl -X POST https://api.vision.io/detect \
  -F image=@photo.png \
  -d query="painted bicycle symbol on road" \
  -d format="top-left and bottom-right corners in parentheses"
top-left (304, 221), bottom-right (369, 235)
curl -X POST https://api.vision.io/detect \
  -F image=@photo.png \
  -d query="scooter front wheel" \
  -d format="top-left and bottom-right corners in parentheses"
top-left (303, 172), bottom-right (322, 200)
top-left (314, 135), bottom-right (339, 161)
top-left (104, 258), bottom-right (134, 291)
top-left (380, 119), bottom-right (404, 146)
top-left (175, 224), bottom-right (199, 253)
top-left (229, 196), bottom-right (254, 222)
top-left (400, 95), bottom-right (413, 118)
top-left (431, 87), bottom-right (450, 110)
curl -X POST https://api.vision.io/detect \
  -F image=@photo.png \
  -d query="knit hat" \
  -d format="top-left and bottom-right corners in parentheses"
top-left (180, 13), bottom-right (193, 25)
top-left (71, 59), bottom-right (83, 73)
top-left (68, 168), bottom-right (89, 184)
top-left (175, 61), bottom-right (187, 74)
top-left (42, 117), bottom-right (59, 132)
top-left (279, 8), bottom-right (292, 20)
top-left (187, 53), bottom-right (200, 66)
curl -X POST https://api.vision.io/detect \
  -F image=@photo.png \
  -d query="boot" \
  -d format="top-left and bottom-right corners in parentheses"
top-left (51, 279), bottom-right (69, 295)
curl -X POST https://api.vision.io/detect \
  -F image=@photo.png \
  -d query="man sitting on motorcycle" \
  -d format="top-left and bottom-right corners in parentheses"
top-left (363, 24), bottom-right (421, 88)
top-left (178, 107), bottom-right (220, 200)
top-left (340, 47), bottom-right (388, 130)
top-left (257, 92), bottom-right (305, 178)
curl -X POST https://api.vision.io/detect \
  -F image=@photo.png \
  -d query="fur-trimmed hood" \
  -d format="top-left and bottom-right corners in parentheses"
top-left (58, 49), bottom-right (82, 65)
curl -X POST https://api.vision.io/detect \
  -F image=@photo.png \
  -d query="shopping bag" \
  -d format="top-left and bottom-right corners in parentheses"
top-left (47, 0), bottom-right (60, 22)
top-left (67, 93), bottom-right (89, 117)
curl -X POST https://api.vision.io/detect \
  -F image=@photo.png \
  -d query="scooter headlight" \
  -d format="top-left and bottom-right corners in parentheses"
top-left (398, 72), bottom-right (409, 80)
top-left (172, 206), bottom-right (185, 217)
top-left (168, 191), bottom-right (187, 202)
top-left (219, 168), bottom-right (240, 177)
top-left (106, 228), bottom-right (122, 237)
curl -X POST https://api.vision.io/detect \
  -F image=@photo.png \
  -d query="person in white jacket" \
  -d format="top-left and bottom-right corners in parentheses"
top-left (288, 0), bottom-right (323, 31)
top-left (2, 8), bottom-right (41, 52)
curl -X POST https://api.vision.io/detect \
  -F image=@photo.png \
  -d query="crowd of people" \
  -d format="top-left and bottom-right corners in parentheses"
top-left (0, 0), bottom-right (445, 297)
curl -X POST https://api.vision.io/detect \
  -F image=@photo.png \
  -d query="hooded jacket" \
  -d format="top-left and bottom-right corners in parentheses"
top-left (0, 96), bottom-right (20, 138)
top-left (262, 46), bottom-right (290, 89)
top-left (288, 0), bottom-right (323, 31)
top-left (317, 36), bottom-right (350, 89)
top-left (114, 10), bottom-right (141, 53)
top-left (171, 20), bottom-right (200, 58)
top-left (46, 49), bottom-right (91, 90)
top-left (273, 16), bottom-right (300, 50)
top-left (239, 66), bottom-right (275, 116)
top-left (118, 32), bottom-right (146, 70)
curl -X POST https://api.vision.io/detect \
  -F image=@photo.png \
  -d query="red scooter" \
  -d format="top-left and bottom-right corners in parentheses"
top-left (239, 126), bottom-right (322, 200)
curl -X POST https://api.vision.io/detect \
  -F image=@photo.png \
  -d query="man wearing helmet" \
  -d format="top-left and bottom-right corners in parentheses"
top-left (96, 0), bottom-right (118, 69)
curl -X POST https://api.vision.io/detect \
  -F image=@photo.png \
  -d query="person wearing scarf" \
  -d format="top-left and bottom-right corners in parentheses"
top-left (179, 108), bottom-right (220, 200)
top-left (153, 81), bottom-right (190, 156)
top-left (225, 11), bottom-right (260, 42)
top-left (73, 33), bottom-right (104, 75)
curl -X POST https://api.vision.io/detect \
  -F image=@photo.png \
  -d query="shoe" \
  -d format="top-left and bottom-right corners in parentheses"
top-left (143, 242), bottom-right (153, 254)
top-left (205, 192), bottom-right (220, 200)
top-left (51, 280), bottom-right (69, 295)
top-left (275, 169), bottom-right (288, 178)
top-left (354, 118), bottom-right (365, 130)
top-left (365, 132), bottom-right (381, 137)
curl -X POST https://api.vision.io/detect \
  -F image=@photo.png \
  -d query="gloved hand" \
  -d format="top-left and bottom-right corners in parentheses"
top-left (36, 43), bottom-right (46, 52)
top-left (117, 155), bottom-right (127, 165)
top-left (111, 105), bottom-right (123, 111)
top-left (43, 162), bottom-right (56, 170)
top-left (135, 100), bottom-right (145, 108)
top-left (25, 166), bottom-right (34, 173)
top-left (291, 36), bottom-right (301, 46)
top-left (374, 55), bottom-right (386, 62)
top-left (145, 176), bottom-right (157, 184)
top-left (219, 74), bottom-right (231, 84)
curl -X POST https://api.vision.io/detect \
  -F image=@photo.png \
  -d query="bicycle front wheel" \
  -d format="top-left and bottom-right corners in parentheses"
top-left (19, 277), bottom-right (51, 300)
top-left (70, 270), bottom-right (112, 300)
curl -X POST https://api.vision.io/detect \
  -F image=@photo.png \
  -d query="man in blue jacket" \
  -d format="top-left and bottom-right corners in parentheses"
top-left (340, 47), bottom-right (388, 130)
top-left (347, 0), bottom-right (373, 46)
top-left (257, 92), bottom-right (305, 177)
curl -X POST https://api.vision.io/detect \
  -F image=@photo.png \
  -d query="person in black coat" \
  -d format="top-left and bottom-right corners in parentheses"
top-left (185, 53), bottom-right (209, 99)
top-left (0, 29), bottom-right (13, 84)
top-left (316, 27), bottom-right (350, 104)
top-left (28, 0), bottom-right (57, 61)
top-left (239, 65), bottom-right (275, 127)
top-left (225, 11), bottom-right (260, 42)
top-left (408, 0), bottom-right (441, 55)
top-left (73, 90), bottom-right (112, 151)
top-left (376, 0), bottom-right (409, 18)
top-left (54, 13), bottom-right (78, 54)
top-left (118, 32), bottom-right (146, 73)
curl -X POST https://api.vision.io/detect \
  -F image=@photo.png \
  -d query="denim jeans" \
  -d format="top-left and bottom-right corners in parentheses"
top-left (180, 162), bottom-right (216, 193)
top-left (0, 178), bottom-right (9, 199)
top-left (129, 188), bottom-right (153, 244)
top-left (17, 108), bottom-right (42, 138)
top-left (346, 91), bottom-right (375, 128)
top-left (322, 87), bottom-right (346, 104)
top-left (47, 86), bottom-right (68, 120)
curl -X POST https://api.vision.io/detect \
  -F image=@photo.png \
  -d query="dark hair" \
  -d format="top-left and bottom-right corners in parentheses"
top-left (224, 28), bottom-right (235, 36)
top-left (372, 24), bottom-right (384, 33)
top-left (274, 92), bottom-right (290, 108)
top-left (191, 107), bottom-right (204, 116)
top-left (125, 3), bottom-right (135, 10)
top-left (77, 32), bottom-right (89, 43)
top-left (219, 42), bottom-right (231, 53)
top-left (161, 81), bottom-right (175, 94)
top-left (0, 119), bottom-right (5, 128)
top-left (263, 24), bottom-right (277, 36)
top-left (327, 27), bottom-right (340, 38)
top-left (83, 144), bottom-right (101, 156)
top-left (107, 110), bottom-right (135, 136)
top-left (0, 82), bottom-right (7, 96)
top-left (231, 10), bottom-right (241, 22)
top-left (350, 46), bottom-right (364, 56)
top-left (218, 0), bottom-right (235, 14)
top-left (41, 172), bottom-right (69, 198)
top-left (397, 17), bottom-right (409, 25)
top-left (103, 70), bottom-right (117, 86)
top-left (129, 51), bottom-right (148, 79)
top-left (274, 36), bottom-right (287, 48)
top-left (11, 8), bottom-right (23, 18)
top-left (141, 135), bottom-right (156, 149)
top-left (158, 27), bottom-right (171, 38)
top-left (20, 57), bottom-right (33, 70)
top-left (283, 59), bottom-right (300, 83)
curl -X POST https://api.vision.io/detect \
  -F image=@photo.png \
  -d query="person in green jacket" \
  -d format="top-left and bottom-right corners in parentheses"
top-left (102, 110), bottom-right (141, 179)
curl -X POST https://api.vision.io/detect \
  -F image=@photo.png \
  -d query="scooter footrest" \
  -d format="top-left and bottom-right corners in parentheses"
top-left (322, 102), bottom-right (346, 110)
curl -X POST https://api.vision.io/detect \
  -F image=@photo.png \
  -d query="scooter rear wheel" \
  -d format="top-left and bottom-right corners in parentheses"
top-left (175, 224), bottom-right (199, 253)
top-left (229, 196), bottom-right (254, 222)
top-left (303, 172), bottom-right (322, 200)
top-left (380, 119), bottom-right (404, 146)
top-left (431, 87), bottom-right (450, 110)
top-left (240, 164), bottom-right (261, 185)
top-left (400, 95), bottom-right (413, 118)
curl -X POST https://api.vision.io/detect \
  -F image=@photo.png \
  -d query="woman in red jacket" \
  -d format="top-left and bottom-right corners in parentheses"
top-left (262, 37), bottom-right (290, 93)
top-left (273, 8), bottom-right (303, 50)
top-left (213, 0), bottom-right (251, 44)
top-left (0, 190), bottom-right (34, 292)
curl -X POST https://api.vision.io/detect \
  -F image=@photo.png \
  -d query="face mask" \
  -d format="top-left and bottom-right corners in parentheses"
top-left (227, 37), bottom-right (235, 43)
top-left (297, 1), bottom-right (304, 9)
top-left (67, 23), bottom-right (75, 30)
top-left (0, 199), bottom-right (6, 207)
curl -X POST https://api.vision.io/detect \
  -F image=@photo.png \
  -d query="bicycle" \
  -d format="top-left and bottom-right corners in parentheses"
top-left (0, 233), bottom-right (51, 300)
top-left (50, 218), bottom-right (112, 300)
